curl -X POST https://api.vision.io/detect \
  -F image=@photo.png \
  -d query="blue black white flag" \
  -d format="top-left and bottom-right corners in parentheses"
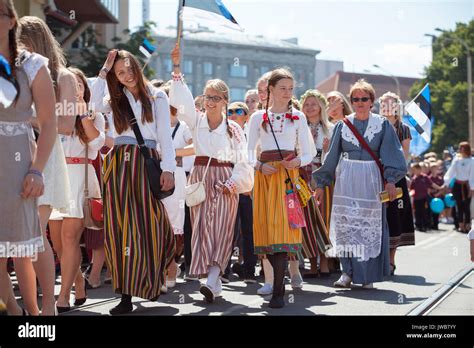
top-left (405, 83), bottom-right (432, 143)
top-left (139, 38), bottom-right (156, 60)
top-left (182, 0), bottom-right (243, 31)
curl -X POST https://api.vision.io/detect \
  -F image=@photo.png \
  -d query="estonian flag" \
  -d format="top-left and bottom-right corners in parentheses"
top-left (139, 38), bottom-right (156, 60)
top-left (182, 0), bottom-right (242, 31)
top-left (0, 55), bottom-right (18, 109)
top-left (405, 83), bottom-right (432, 143)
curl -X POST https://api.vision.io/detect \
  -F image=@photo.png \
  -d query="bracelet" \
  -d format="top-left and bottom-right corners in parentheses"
top-left (101, 67), bottom-right (109, 74)
top-left (27, 169), bottom-right (43, 178)
top-left (171, 72), bottom-right (184, 82)
top-left (79, 112), bottom-right (90, 120)
top-left (173, 64), bottom-right (180, 68)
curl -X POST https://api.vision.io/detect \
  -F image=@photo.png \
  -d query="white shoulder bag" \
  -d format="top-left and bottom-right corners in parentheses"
top-left (185, 156), bottom-right (212, 207)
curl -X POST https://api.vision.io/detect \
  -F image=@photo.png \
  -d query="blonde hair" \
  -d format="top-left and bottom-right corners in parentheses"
top-left (327, 91), bottom-right (353, 117)
top-left (245, 89), bottom-right (258, 100)
top-left (379, 91), bottom-right (402, 119)
top-left (18, 16), bottom-right (66, 97)
top-left (349, 78), bottom-right (376, 103)
top-left (257, 71), bottom-right (271, 88)
top-left (203, 79), bottom-right (232, 138)
top-left (300, 89), bottom-right (331, 137)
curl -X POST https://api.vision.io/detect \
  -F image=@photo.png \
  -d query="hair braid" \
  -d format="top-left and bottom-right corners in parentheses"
top-left (263, 88), bottom-right (270, 132)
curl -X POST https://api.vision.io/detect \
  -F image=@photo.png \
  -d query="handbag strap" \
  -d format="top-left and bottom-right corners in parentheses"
top-left (122, 96), bottom-right (152, 160)
top-left (171, 121), bottom-right (180, 139)
top-left (84, 143), bottom-right (89, 198)
top-left (186, 155), bottom-right (212, 186)
top-left (266, 110), bottom-right (293, 185)
top-left (342, 117), bottom-right (385, 182)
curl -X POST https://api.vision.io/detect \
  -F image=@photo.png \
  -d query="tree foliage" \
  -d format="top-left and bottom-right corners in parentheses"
top-left (409, 20), bottom-right (474, 153)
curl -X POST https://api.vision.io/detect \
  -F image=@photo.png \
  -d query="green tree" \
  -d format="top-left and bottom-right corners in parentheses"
top-left (409, 20), bottom-right (474, 154)
top-left (66, 21), bottom-right (158, 79)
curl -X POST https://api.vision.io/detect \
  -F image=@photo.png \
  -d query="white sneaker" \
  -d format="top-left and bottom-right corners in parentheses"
top-left (166, 280), bottom-right (176, 288)
top-left (333, 273), bottom-right (352, 288)
top-left (291, 273), bottom-right (303, 289)
top-left (362, 283), bottom-right (374, 289)
top-left (176, 267), bottom-right (182, 279)
top-left (257, 283), bottom-right (273, 295)
top-left (160, 284), bottom-right (168, 293)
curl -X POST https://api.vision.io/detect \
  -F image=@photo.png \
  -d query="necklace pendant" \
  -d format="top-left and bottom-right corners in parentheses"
top-left (276, 116), bottom-right (281, 120)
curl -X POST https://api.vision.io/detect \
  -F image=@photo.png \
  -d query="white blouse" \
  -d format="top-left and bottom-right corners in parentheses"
top-left (170, 77), bottom-right (254, 193)
top-left (247, 109), bottom-right (316, 167)
top-left (444, 156), bottom-right (474, 188)
top-left (59, 114), bottom-right (106, 159)
top-left (90, 77), bottom-right (176, 173)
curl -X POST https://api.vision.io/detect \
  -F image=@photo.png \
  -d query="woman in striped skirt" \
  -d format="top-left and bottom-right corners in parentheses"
top-left (91, 50), bottom-right (176, 315)
top-left (176, 79), bottom-right (254, 303)
top-left (299, 90), bottom-right (334, 278)
top-left (247, 68), bottom-right (315, 308)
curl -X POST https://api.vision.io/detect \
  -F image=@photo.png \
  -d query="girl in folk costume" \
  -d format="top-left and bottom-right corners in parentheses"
top-left (313, 79), bottom-right (407, 289)
top-left (159, 44), bottom-right (195, 292)
top-left (0, 0), bottom-right (57, 315)
top-left (379, 91), bottom-right (415, 275)
top-left (299, 89), bottom-right (334, 278)
top-left (177, 78), bottom-right (254, 303)
top-left (49, 67), bottom-right (105, 313)
top-left (91, 50), bottom-right (176, 314)
top-left (326, 91), bottom-right (353, 122)
top-left (248, 68), bottom-right (315, 308)
top-left (17, 15), bottom-right (74, 316)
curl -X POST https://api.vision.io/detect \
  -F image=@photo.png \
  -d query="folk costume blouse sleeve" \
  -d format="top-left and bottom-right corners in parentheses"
top-left (90, 77), bottom-right (111, 114)
top-left (170, 74), bottom-right (198, 131)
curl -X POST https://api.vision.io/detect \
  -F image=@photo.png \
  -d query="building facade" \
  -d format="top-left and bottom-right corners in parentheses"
top-left (150, 27), bottom-right (320, 101)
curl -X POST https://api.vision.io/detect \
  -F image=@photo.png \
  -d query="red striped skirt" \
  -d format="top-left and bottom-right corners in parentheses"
top-left (188, 165), bottom-right (239, 276)
top-left (102, 145), bottom-right (175, 300)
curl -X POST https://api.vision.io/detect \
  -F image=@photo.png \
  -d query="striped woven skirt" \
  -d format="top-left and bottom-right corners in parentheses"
top-left (253, 152), bottom-right (303, 255)
top-left (102, 145), bottom-right (175, 300)
top-left (189, 163), bottom-right (239, 276)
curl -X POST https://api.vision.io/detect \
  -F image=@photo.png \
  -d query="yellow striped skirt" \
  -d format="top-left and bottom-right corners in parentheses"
top-left (253, 161), bottom-right (303, 255)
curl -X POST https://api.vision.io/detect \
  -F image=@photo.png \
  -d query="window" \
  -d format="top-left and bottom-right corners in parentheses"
top-left (184, 60), bottom-right (193, 74)
top-left (230, 88), bottom-right (246, 101)
top-left (203, 62), bottom-right (213, 76)
top-left (229, 64), bottom-right (248, 78)
top-left (163, 58), bottom-right (172, 74)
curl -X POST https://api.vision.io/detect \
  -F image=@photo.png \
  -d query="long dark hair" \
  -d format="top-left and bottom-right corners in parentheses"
top-left (105, 50), bottom-right (153, 134)
top-left (3, 0), bottom-right (20, 102)
top-left (68, 67), bottom-right (91, 144)
top-left (263, 68), bottom-right (294, 132)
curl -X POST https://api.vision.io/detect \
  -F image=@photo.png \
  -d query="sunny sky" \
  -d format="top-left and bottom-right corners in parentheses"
top-left (128, 0), bottom-right (473, 78)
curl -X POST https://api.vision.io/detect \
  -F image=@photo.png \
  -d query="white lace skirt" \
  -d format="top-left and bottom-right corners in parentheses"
top-left (328, 158), bottom-right (383, 261)
top-left (38, 136), bottom-right (71, 213)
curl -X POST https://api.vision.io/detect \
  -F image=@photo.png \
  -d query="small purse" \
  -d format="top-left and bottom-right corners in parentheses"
top-left (83, 144), bottom-right (104, 230)
top-left (185, 156), bottom-right (212, 207)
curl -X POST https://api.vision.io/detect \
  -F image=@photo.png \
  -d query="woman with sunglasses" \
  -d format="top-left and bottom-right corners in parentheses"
top-left (313, 79), bottom-right (406, 289)
top-left (176, 75), bottom-right (254, 302)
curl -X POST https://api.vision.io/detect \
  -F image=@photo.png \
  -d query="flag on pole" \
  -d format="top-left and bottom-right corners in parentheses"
top-left (182, 0), bottom-right (243, 31)
top-left (405, 83), bottom-right (432, 143)
top-left (139, 38), bottom-right (156, 60)
top-left (0, 55), bottom-right (18, 109)
top-left (403, 115), bottom-right (433, 156)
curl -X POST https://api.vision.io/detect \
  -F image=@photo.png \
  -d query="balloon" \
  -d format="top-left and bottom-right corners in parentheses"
top-left (444, 193), bottom-right (456, 208)
top-left (430, 198), bottom-right (445, 214)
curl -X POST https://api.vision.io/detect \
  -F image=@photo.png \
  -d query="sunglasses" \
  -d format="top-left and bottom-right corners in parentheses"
top-left (351, 97), bottom-right (371, 103)
top-left (204, 95), bottom-right (223, 103)
top-left (227, 108), bottom-right (246, 117)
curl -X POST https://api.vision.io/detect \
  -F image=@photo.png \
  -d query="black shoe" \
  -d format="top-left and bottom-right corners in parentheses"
top-left (74, 280), bottom-right (87, 306)
top-left (109, 301), bottom-right (133, 315)
top-left (231, 263), bottom-right (244, 279)
top-left (243, 270), bottom-right (256, 284)
top-left (220, 274), bottom-right (230, 284)
top-left (319, 272), bottom-right (331, 278)
top-left (56, 305), bottom-right (71, 314)
top-left (268, 296), bottom-right (285, 308)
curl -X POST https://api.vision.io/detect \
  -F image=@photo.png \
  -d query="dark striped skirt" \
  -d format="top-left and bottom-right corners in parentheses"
top-left (102, 145), bottom-right (175, 300)
top-left (189, 165), bottom-right (239, 276)
top-left (387, 177), bottom-right (415, 248)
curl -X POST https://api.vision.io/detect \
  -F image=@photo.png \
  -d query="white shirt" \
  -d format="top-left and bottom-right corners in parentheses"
top-left (90, 77), bottom-right (176, 173)
top-left (59, 114), bottom-right (106, 159)
top-left (170, 78), bottom-right (254, 193)
top-left (247, 109), bottom-right (316, 167)
top-left (444, 156), bottom-right (474, 188)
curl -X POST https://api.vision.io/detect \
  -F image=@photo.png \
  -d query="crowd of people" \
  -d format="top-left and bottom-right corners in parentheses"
top-left (1, 0), bottom-right (473, 316)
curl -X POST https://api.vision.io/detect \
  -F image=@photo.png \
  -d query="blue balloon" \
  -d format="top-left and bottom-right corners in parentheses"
top-left (430, 198), bottom-right (445, 214)
top-left (444, 193), bottom-right (456, 208)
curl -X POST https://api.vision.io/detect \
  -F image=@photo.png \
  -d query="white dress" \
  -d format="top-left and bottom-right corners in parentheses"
top-left (50, 115), bottom-right (106, 219)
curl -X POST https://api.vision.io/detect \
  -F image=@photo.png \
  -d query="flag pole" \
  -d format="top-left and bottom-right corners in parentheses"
top-left (176, 0), bottom-right (184, 51)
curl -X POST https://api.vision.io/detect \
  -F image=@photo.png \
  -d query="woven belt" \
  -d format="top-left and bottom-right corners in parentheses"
top-left (66, 157), bottom-right (93, 165)
top-left (194, 156), bottom-right (233, 168)
top-left (259, 150), bottom-right (296, 163)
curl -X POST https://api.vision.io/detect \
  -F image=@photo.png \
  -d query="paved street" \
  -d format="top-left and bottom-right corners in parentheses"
top-left (14, 224), bottom-right (473, 316)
